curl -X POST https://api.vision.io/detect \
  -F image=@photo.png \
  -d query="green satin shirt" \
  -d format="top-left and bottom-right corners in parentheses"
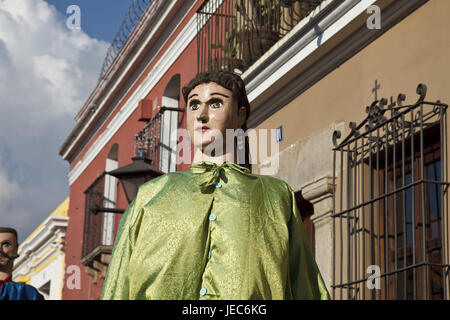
top-left (101, 161), bottom-right (330, 300)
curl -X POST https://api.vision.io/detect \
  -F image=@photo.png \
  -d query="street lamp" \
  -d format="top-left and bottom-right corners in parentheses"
top-left (108, 155), bottom-right (164, 204)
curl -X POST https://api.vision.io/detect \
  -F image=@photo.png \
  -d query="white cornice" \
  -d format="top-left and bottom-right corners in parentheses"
top-left (14, 216), bottom-right (68, 268)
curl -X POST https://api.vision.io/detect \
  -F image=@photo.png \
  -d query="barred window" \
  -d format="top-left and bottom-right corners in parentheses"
top-left (332, 84), bottom-right (450, 300)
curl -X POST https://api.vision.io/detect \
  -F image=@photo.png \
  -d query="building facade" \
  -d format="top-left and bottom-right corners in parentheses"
top-left (59, 0), bottom-right (449, 299)
top-left (13, 198), bottom-right (69, 300)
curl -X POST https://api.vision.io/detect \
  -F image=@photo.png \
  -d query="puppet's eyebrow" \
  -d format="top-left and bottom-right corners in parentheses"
top-left (188, 93), bottom-right (198, 100)
top-left (210, 92), bottom-right (229, 98)
top-left (188, 92), bottom-right (230, 100)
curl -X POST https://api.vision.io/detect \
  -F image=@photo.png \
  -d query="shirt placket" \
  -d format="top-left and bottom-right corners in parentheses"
top-left (198, 171), bottom-right (224, 299)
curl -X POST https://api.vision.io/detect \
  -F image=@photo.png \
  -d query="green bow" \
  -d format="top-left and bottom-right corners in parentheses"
top-left (189, 161), bottom-right (250, 192)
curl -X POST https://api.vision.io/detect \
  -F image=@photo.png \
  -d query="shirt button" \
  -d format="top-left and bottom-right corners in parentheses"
top-left (215, 182), bottom-right (222, 188)
top-left (209, 214), bottom-right (217, 221)
top-left (200, 288), bottom-right (207, 296)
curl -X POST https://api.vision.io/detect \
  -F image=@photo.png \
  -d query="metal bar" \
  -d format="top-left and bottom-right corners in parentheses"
top-left (401, 111), bottom-right (407, 299)
top-left (347, 143), bottom-right (352, 300)
top-left (332, 148), bottom-right (337, 300)
top-left (353, 140), bottom-right (358, 299)
top-left (340, 143), bottom-right (344, 299)
top-left (445, 106), bottom-right (449, 299)
top-left (331, 262), bottom-right (450, 288)
top-left (216, 1), bottom-right (220, 70)
top-left (384, 120), bottom-right (389, 299)
top-left (197, 10), bottom-right (200, 73)
top-left (158, 106), bottom-right (185, 114)
top-left (440, 104), bottom-right (447, 298)
top-left (410, 108), bottom-right (417, 300)
top-left (332, 179), bottom-right (450, 218)
top-left (207, 5), bottom-right (211, 70)
top-left (201, 11), bottom-right (205, 72)
top-left (361, 134), bottom-right (366, 300)
top-left (419, 104), bottom-right (427, 300)
top-left (369, 128), bottom-right (375, 300)
top-left (91, 207), bottom-right (125, 214)
top-left (376, 127), bottom-right (381, 300)
top-left (393, 110), bottom-right (398, 300)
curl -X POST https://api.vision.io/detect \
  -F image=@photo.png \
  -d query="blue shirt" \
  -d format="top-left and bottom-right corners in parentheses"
top-left (0, 281), bottom-right (44, 300)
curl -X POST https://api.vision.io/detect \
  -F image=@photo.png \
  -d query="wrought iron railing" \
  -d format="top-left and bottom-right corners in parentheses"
top-left (99, 0), bottom-right (158, 79)
top-left (135, 106), bottom-right (184, 172)
top-left (331, 84), bottom-right (450, 300)
top-left (197, 0), bottom-right (324, 73)
top-left (81, 172), bottom-right (120, 264)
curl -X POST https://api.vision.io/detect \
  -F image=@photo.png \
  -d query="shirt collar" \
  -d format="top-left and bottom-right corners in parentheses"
top-left (189, 161), bottom-right (250, 192)
top-left (189, 161), bottom-right (250, 174)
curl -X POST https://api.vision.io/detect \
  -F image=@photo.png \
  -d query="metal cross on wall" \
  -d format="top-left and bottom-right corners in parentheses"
top-left (372, 79), bottom-right (380, 100)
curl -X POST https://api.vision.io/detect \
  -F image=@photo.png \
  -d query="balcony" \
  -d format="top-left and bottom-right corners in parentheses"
top-left (81, 172), bottom-right (120, 280)
top-left (197, 0), bottom-right (324, 73)
top-left (134, 106), bottom-right (185, 173)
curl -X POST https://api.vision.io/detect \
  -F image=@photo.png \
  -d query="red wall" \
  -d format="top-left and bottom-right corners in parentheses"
top-left (62, 1), bottom-right (202, 300)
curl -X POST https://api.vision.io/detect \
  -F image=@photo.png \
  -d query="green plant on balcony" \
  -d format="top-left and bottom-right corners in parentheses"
top-left (210, 20), bottom-right (244, 73)
top-left (236, 0), bottom-right (281, 31)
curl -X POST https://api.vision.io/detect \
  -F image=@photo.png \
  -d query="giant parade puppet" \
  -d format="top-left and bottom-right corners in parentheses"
top-left (101, 71), bottom-right (330, 300)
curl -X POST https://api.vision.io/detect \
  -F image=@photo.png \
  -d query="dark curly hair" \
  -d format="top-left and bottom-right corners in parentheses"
top-left (182, 71), bottom-right (252, 169)
top-left (182, 71), bottom-right (250, 130)
top-left (0, 227), bottom-right (18, 242)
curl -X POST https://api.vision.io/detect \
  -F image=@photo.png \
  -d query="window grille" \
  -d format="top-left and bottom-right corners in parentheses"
top-left (135, 106), bottom-right (184, 172)
top-left (82, 172), bottom-right (118, 264)
top-left (332, 84), bottom-right (450, 300)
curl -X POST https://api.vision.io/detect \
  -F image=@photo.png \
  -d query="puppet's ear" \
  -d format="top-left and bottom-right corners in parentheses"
top-left (238, 106), bottom-right (247, 128)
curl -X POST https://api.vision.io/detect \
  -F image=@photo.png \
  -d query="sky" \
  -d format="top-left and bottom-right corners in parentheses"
top-left (0, 0), bottom-right (134, 243)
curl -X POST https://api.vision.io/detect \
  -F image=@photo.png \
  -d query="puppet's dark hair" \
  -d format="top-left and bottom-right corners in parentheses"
top-left (182, 71), bottom-right (252, 170)
top-left (182, 71), bottom-right (250, 131)
top-left (0, 227), bottom-right (18, 242)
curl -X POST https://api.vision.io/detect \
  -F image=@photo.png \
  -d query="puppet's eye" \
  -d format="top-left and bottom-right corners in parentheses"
top-left (210, 100), bottom-right (223, 109)
top-left (189, 101), bottom-right (201, 110)
top-left (2, 242), bottom-right (11, 248)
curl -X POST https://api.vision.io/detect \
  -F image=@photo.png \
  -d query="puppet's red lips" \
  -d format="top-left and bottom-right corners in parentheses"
top-left (196, 127), bottom-right (210, 133)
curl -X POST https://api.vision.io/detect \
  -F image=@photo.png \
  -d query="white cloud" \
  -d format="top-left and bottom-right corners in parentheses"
top-left (0, 164), bottom-right (19, 209)
top-left (0, 0), bottom-right (109, 242)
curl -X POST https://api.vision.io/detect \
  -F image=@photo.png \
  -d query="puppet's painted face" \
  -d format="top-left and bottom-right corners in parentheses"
top-left (186, 82), bottom-right (245, 150)
top-left (0, 232), bottom-right (17, 271)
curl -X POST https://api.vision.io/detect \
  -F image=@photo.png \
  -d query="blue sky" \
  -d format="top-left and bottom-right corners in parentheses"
top-left (45, 0), bottom-right (132, 42)
top-left (0, 0), bottom-right (137, 243)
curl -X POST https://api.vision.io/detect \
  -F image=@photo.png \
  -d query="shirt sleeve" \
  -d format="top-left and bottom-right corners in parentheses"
top-left (287, 184), bottom-right (331, 300)
top-left (101, 197), bottom-right (144, 300)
